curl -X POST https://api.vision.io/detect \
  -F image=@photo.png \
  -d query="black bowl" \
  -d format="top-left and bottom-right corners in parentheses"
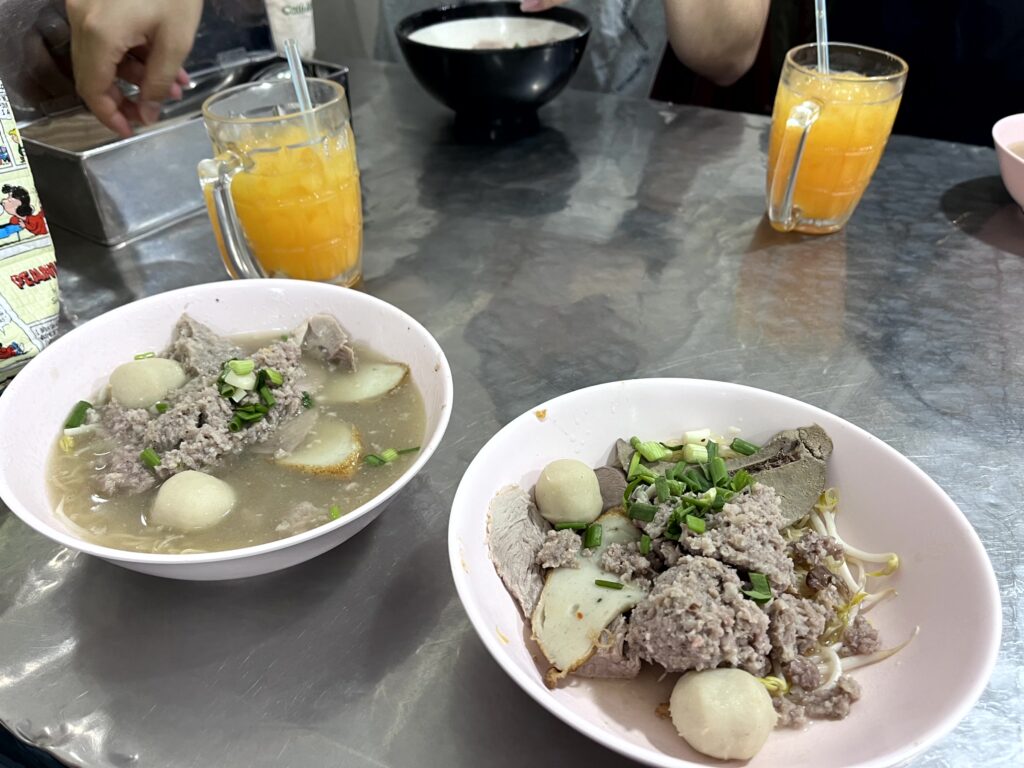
top-left (396, 2), bottom-right (590, 137)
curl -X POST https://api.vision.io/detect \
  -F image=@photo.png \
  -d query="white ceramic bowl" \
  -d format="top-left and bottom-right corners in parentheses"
top-left (992, 113), bottom-right (1024, 209)
top-left (449, 379), bottom-right (1000, 768)
top-left (0, 280), bottom-right (453, 580)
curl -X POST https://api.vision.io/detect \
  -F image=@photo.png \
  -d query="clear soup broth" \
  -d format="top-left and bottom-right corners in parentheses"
top-left (48, 333), bottom-right (425, 554)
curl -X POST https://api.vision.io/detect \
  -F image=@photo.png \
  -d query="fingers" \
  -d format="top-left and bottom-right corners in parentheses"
top-left (67, 0), bottom-right (201, 135)
top-left (119, 50), bottom-right (183, 100)
top-left (138, 5), bottom-right (202, 103)
top-left (71, 20), bottom-right (132, 136)
top-left (89, 84), bottom-right (141, 138)
top-left (520, 0), bottom-right (565, 11)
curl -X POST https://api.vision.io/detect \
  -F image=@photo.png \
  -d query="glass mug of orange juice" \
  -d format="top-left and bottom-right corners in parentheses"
top-left (767, 43), bottom-right (908, 234)
top-left (198, 78), bottom-right (362, 285)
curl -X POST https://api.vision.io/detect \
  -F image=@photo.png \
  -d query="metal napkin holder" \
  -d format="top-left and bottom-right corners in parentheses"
top-left (20, 51), bottom-right (350, 247)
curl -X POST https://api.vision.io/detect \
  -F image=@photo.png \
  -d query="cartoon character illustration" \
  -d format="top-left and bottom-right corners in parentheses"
top-left (0, 341), bottom-right (24, 360)
top-left (0, 143), bottom-right (9, 167)
top-left (7, 128), bottom-right (25, 165)
top-left (1, 184), bottom-right (48, 238)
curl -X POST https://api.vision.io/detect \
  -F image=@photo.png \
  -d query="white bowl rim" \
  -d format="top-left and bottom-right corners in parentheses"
top-left (447, 377), bottom-right (1002, 768)
top-left (992, 113), bottom-right (1024, 165)
top-left (0, 279), bottom-right (454, 566)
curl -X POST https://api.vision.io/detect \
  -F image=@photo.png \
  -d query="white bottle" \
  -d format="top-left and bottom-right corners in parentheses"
top-left (266, 0), bottom-right (317, 59)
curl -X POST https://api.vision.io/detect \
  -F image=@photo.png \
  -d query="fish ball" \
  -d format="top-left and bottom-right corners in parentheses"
top-left (150, 471), bottom-right (236, 531)
top-left (535, 459), bottom-right (602, 524)
top-left (109, 358), bottom-right (187, 409)
top-left (670, 668), bottom-right (777, 761)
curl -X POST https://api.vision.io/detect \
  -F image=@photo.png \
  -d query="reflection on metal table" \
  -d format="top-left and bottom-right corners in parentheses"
top-left (1, 59), bottom-right (1021, 768)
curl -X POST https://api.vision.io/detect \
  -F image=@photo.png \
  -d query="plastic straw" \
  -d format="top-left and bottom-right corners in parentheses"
top-left (814, 0), bottom-right (830, 74)
top-left (815, 0), bottom-right (831, 73)
top-left (284, 38), bottom-right (317, 139)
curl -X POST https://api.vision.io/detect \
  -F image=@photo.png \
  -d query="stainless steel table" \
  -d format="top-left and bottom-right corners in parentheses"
top-left (1, 59), bottom-right (1021, 768)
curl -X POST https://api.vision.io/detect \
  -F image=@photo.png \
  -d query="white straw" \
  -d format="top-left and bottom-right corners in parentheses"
top-left (814, 0), bottom-right (830, 74)
top-left (284, 38), bottom-right (317, 140)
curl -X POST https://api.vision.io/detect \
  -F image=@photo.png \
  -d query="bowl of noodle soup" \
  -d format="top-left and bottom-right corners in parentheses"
top-left (448, 378), bottom-right (1001, 767)
top-left (0, 280), bottom-right (453, 580)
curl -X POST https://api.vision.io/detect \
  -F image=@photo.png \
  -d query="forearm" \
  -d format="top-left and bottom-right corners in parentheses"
top-left (663, 0), bottom-right (770, 86)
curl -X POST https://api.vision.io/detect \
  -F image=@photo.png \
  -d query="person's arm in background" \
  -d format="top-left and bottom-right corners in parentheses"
top-left (521, 0), bottom-right (771, 86)
top-left (661, 0), bottom-right (770, 85)
top-left (65, 0), bottom-right (203, 137)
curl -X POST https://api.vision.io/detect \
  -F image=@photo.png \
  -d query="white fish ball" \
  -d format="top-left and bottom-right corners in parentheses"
top-left (150, 470), bottom-right (236, 531)
top-left (535, 459), bottom-right (602, 524)
top-left (670, 668), bottom-right (777, 761)
top-left (109, 358), bottom-right (187, 409)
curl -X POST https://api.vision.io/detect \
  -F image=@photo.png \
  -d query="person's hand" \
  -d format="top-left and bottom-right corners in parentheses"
top-left (519, 0), bottom-right (565, 10)
top-left (67, 0), bottom-right (203, 138)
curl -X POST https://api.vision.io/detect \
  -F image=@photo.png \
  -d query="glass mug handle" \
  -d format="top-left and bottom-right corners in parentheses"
top-left (768, 100), bottom-right (822, 232)
top-left (198, 152), bottom-right (267, 280)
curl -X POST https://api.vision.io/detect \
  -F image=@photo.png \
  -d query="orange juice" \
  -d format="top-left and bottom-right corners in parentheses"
top-left (768, 72), bottom-right (901, 230)
top-left (204, 124), bottom-right (362, 284)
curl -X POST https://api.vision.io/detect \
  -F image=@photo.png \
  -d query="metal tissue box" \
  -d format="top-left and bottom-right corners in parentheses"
top-left (20, 58), bottom-right (350, 246)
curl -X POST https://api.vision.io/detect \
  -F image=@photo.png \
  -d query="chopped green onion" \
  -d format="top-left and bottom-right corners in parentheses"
top-left (730, 437), bottom-right (760, 456)
top-left (626, 450), bottom-right (644, 479)
top-left (134, 351), bottom-right (155, 360)
top-left (673, 503), bottom-right (696, 521)
top-left (629, 502), bottom-right (658, 522)
top-left (265, 368), bottom-right (284, 386)
top-left (680, 468), bottom-right (707, 493)
top-left (639, 534), bottom-right (652, 555)
top-left (689, 487), bottom-right (718, 509)
top-left (64, 400), bottom-right (92, 429)
top-left (329, 504), bottom-right (342, 520)
top-left (259, 386), bottom-right (276, 407)
top-left (683, 428), bottom-right (710, 445)
top-left (634, 466), bottom-right (657, 483)
top-left (655, 476), bottom-right (671, 503)
top-left (594, 579), bottom-right (624, 590)
top-left (623, 476), bottom-right (644, 508)
top-left (301, 391), bottom-right (314, 409)
top-left (749, 572), bottom-right (771, 593)
top-left (663, 520), bottom-right (683, 540)
top-left (139, 447), bottom-right (161, 468)
top-left (685, 514), bottom-right (706, 534)
top-left (226, 358), bottom-right (255, 375)
top-left (743, 571), bottom-right (773, 603)
top-left (706, 440), bottom-right (718, 462)
top-left (666, 478), bottom-right (685, 496)
top-left (682, 444), bottom-right (709, 464)
top-left (583, 523), bottom-right (603, 549)
top-left (154, 401), bottom-right (169, 414)
top-left (223, 370), bottom-right (257, 391)
top-left (554, 522), bottom-right (588, 530)
top-left (365, 446), bottom-right (418, 466)
top-left (228, 415), bottom-right (243, 432)
top-left (709, 457), bottom-right (728, 487)
top-left (630, 436), bottom-right (672, 462)
top-left (730, 469), bottom-right (754, 493)
top-left (235, 403), bottom-right (266, 415)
